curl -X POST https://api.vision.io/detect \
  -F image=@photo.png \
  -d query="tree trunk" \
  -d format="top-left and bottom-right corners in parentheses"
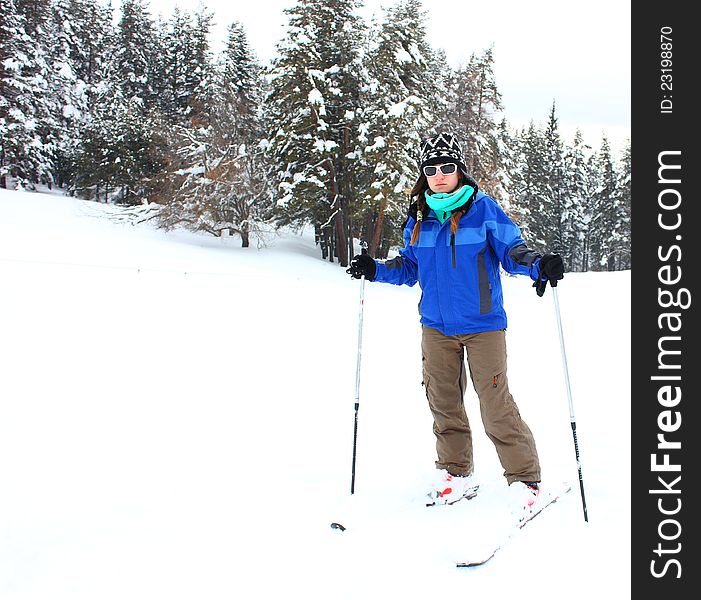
top-left (315, 223), bottom-right (329, 259)
top-left (364, 211), bottom-right (375, 251)
top-left (324, 158), bottom-right (347, 266)
top-left (369, 193), bottom-right (387, 258)
top-left (346, 205), bottom-right (354, 261)
top-left (335, 209), bottom-right (348, 266)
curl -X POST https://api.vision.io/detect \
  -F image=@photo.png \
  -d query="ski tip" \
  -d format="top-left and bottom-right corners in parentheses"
top-left (330, 522), bottom-right (346, 531)
top-left (456, 553), bottom-right (496, 568)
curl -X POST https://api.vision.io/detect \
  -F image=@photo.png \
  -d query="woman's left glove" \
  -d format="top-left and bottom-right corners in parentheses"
top-left (534, 253), bottom-right (564, 296)
top-left (346, 253), bottom-right (376, 281)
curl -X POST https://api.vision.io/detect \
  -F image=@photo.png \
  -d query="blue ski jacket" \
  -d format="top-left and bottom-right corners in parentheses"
top-left (373, 188), bottom-right (542, 336)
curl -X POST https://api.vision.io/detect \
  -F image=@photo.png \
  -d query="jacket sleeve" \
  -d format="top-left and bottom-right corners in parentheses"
top-left (373, 218), bottom-right (419, 286)
top-left (487, 200), bottom-right (541, 280)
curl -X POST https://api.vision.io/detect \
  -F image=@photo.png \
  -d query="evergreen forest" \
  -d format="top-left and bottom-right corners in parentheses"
top-left (1, 0), bottom-right (631, 271)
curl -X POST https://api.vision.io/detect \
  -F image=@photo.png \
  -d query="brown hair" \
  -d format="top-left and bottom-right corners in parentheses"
top-left (408, 170), bottom-right (468, 245)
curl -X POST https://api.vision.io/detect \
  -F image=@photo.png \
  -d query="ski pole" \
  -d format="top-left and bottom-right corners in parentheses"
top-left (350, 244), bottom-right (368, 494)
top-left (552, 284), bottom-right (589, 522)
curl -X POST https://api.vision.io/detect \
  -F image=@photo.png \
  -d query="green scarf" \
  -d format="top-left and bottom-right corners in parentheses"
top-left (425, 184), bottom-right (474, 224)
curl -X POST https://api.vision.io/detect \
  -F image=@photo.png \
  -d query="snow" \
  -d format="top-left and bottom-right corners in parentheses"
top-left (395, 46), bottom-right (413, 64)
top-left (366, 136), bottom-right (386, 151)
top-left (0, 188), bottom-right (630, 599)
top-left (387, 101), bottom-right (407, 117)
top-left (307, 88), bottom-right (324, 106)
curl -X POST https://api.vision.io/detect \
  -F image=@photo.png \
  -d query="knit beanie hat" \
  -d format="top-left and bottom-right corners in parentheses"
top-left (419, 132), bottom-right (468, 175)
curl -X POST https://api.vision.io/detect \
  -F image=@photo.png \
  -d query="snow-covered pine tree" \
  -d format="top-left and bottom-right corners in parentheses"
top-left (542, 102), bottom-right (566, 253)
top-left (50, 0), bottom-right (115, 190)
top-left (158, 19), bottom-right (272, 247)
top-left (188, 6), bottom-right (214, 124)
top-left (72, 0), bottom-right (167, 203)
top-left (74, 84), bottom-right (165, 204)
top-left (509, 122), bottom-right (550, 251)
top-left (158, 4), bottom-right (213, 124)
top-left (492, 118), bottom-right (522, 218)
top-left (561, 129), bottom-right (591, 271)
top-left (222, 20), bottom-right (261, 135)
top-left (423, 47), bottom-right (451, 125)
top-left (491, 117), bottom-right (518, 213)
top-left (72, 83), bottom-right (118, 200)
top-left (115, 0), bottom-right (158, 109)
top-left (56, 0), bottom-right (114, 89)
top-left (150, 11), bottom-right (173, 118)
top-left (357, 0), bottom-right (442, 257)
top-left (0, 0), bottom-right (57, 188)
top-left (612, 139), bottom-right (631, 269)
top-left (439, 46), bottom-right (504, 198)
top-left (266, 0), bottom-right (366, 265)
top-left (13, 0), bottom-right (50, 37)
top-left (0, 0), bottom-right (30, 188)
top-left (205, 20), bottom-right (272, 246)
top-left (587, 136), bottom-right (620, 271)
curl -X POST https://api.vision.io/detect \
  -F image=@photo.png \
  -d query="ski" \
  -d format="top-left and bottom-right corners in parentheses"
top-left (330, 484), bottom-right (480, 532)
top-left (456, 483), bottom-right (572, 567)
top-left (426, 484), bottom-right (480, 507)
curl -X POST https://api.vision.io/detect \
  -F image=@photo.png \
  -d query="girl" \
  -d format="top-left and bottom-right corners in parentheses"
top-left (348, 133), bottom-right (564, 509)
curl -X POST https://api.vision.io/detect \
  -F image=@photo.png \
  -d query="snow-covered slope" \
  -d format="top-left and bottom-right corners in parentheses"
top-left (0, 188), bottom-right (630, 599)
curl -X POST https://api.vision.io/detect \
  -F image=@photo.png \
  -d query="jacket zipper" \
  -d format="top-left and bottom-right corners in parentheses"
top-left (447, 197), bottom-right (477, 269)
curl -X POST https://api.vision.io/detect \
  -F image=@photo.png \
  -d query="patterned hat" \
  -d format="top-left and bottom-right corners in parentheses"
top-left (419, 132), bottom-right (467, 173)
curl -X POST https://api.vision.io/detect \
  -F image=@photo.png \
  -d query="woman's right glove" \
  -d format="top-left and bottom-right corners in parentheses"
top-left (534, 253), bottom-right (564, 296)
top-left (346, 253), bottom-right (376, 281)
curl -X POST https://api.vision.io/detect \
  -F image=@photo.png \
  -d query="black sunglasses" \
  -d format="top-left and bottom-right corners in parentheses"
top-left (423, 163), bottom-right (458, 177)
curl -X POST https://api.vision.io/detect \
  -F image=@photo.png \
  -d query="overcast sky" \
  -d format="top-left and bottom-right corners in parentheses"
top-left (145, 0), bottom-right (631, 154)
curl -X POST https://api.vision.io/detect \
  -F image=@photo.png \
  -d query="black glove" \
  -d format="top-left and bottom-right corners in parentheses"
top-left (346, 252), bottom-right (376, 281)
top-left (534, 253), bottom-right (564, 297)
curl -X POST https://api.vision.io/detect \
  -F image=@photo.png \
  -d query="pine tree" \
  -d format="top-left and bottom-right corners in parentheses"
top-left (14, 0), bottom-right (50, 36)
top-left (357, 0), bottom-right (441, 257)
top-left (588, 136), bottom-right (619, 270)
top-left (0, 0), bottom-right (56, 188)
top-left (446, 47), bottom-right (503, 196)
top-left (561, 129), bottom-right (591, 271)
top-left (50, 0), bottom-right (115, 189)
top-left (510, 122), bottom-right (549, 250)
top-left (157, 4), bottom-right (213, 124)
top-left (158, 20), bottom-right (272, 247)
top-left (542, 102), bottom-right (566, 253)
top-left (266, 0), bottom-right (366, 265)
top-left (149, 11), bottom-right (173, 118)
top-left (221, 20), bottom-right (261, 132)
top-left (0, 0), bottom-right (29, 187)
top-left (492, 118), bottom-right (517, 211)
top-left (76, 0), bottom-right (167, 203)
top-left (188, 4), bottom-right (214, 123)
top-left (56, 0), bottom-right (114, 88)
top-left (116, 0), bottom-right (158, 108)
top-left (160, 7), bottom-right (196, 120)
top-left (612, 139), bottom-right (631, 269)
top-left (74, 86), bottom-right (163, 204)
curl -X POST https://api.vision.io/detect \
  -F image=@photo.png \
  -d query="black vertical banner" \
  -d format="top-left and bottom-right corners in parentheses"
top-left (632, 5), bottom-right (697, 597)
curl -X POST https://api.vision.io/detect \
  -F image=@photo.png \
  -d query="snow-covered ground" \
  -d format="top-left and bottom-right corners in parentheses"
top-left (0, 188), bottom-right (630, 599)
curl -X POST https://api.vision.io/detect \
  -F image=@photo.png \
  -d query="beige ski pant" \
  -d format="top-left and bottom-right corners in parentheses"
top-left (421, 326), bottom-right (540, 484)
